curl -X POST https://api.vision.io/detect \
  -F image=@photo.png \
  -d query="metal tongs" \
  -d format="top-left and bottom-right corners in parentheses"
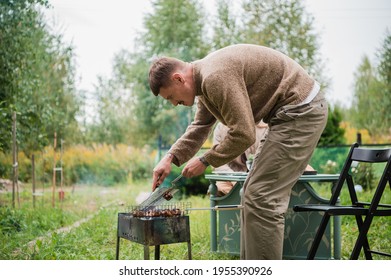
top-left (171, 174), bottom-right (183, 187)
top-left (139, 174), bottom-right (183, 208)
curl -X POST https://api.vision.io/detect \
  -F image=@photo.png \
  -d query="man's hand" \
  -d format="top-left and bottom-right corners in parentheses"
top-left (152, 154), bottom-right (173, 191)
top-left (182, 157), bottom-right (208, 177)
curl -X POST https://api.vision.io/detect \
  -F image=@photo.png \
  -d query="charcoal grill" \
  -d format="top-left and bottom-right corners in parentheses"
top-left (116, 174), bottom-right (242, 260)
top-left (116, 202), bottom-right (192, 260)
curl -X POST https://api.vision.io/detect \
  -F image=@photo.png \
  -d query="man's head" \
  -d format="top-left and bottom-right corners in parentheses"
top-left (149, 56), bottom-right (196, 106)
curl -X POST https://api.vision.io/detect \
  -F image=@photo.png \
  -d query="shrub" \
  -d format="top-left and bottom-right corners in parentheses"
top-left (160, 165), bottom-right (212, 197)
top-left (0, 207), bottom-right (25, 234)
top-left (310, 146), bottom-right (349, 174)
top-left (351, 162), bottom-right (377, 191)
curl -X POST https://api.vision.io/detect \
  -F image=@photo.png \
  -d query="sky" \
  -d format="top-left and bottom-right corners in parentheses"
top-left (45, 0), bottom-right (391, 107)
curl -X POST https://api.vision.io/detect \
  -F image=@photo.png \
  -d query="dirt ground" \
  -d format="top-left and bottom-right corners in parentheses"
top-left (0, 178), bottom-right (24, 193)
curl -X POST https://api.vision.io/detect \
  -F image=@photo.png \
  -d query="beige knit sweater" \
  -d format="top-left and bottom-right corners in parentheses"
top-left (169, 44), bottom-right (315, 168)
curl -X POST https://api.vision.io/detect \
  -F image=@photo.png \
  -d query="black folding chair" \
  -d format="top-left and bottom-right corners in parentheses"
top-left (294, 143), bottom-right (391, 259)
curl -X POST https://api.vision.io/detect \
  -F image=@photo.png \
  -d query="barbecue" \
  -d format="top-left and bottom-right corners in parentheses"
top-left (115, 175), bottom-right (242, 260)
top-left (116, 202), bottom-right (192, 260)
top-left (116, 175), bottom-right (192, 260)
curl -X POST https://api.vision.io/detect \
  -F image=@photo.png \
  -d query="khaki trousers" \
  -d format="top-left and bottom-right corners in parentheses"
top-left (240, 92), bottom-right (328, 260)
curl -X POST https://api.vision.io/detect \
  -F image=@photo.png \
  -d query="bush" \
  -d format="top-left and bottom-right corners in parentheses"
top-left (310, 146), bottom-right (350, 173)
top-left (351, 162), bottom-right (377, 191)
top-left (0, 207), bottom-right (25, 234)
top-left (160, 165), bottom-right (212, 197)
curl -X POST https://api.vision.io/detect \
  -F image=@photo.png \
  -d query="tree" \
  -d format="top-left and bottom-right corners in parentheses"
top-left (240, 0), bottom-right (329, 87)
top-left (318, 106), bottom-right (346, 146)
top-left (350, 30), bottom-right (391, 140)
top-left (211, 0), bottom-right (242, 49)
top-left (143, 0), bottom-right (209, 60)
top-left (376, 30), bottom-right (391, 134)
top-left (350, 56), bottom-right (380, 136)
top-left (90, 0), bottom-right (337, 148)
top-left (378, 30), bottom-right (391, 87)
top-left (0, 0), bottom-right (80, 155)
top-left (135, 0), bottom-right (210, 145)
top-left (89, 0), bottom-right (210, 147)
top-left (211, 0), bottom-right (335, 145)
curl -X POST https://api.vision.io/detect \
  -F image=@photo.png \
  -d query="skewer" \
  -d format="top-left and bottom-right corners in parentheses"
top-left (187, 205), bottom-right (243, 211)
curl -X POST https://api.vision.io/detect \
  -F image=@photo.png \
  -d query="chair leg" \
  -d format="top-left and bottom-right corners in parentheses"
top-left (351, 215), bottom-right (372, 259)
top-left (351, 180), bottom-right (388, 260)
top-left (307, 215), bottom-right (331, 259)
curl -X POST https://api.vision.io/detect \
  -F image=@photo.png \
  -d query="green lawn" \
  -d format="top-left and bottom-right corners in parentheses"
top-left (0, 181), bottom-right (390, 260)
top-left (0, 182), bottom-right (236, 260)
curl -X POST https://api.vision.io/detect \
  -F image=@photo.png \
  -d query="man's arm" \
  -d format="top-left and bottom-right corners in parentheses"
top-left (201, 74), bottom-right (256, 167)
top-left (168, 100), bottom-right (217, 166)
top-left (152, 153), bottom-right (175, 191)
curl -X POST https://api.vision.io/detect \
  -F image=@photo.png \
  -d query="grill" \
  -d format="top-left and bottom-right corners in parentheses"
top-left (115, 175), bottom-right (242, 260)
top-left (116, 202), bottom-right (192, 260)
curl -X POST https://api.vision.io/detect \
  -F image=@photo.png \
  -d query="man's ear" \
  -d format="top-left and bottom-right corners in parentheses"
top-left (172, 73), bottom-right (184, 84)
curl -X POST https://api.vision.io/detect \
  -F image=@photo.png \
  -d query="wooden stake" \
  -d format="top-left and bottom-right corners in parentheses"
top-left (52, 132), bottom-right (57, 208)
top-left (32, 154), bottom-right (36, 208)
top-left (12, 112), bottom-right (16, 208)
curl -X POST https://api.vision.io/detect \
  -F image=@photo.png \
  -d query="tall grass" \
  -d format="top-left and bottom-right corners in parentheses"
top-left (0, 144), bottom-right (156, 186)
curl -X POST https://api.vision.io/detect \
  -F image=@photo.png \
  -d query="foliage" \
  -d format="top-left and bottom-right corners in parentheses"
top-left (85, 73), bottom-right (136, 145)
top-left (161, 164), bottom-right (212, 196)
top-left (0, 144), bottom-right (155, 186)
top-left (351, 162), bottom-right (376, 191)
top-left (310, 145), bottom-right (388, 194)
top-left (340, 121), bottom-right (371, 145)
top-left (211, 0), bottom-right (243, 49)
top-left (87, 0), bottom-right (338, 151)
top-left (142, 0), bottom-right (209, 60)
top-left (318, 105), bottom-right (346, 146)
top-left (378, 30), bottom-right (391, 85)
top-left (350, 57), bottom-right (385, 137)
top-left (0, 0), bottom-right (81, 155)
top-left (310, 146), bottom-right (349, 174)
top-left (136, 0), bottom-right (210, 144)
top-left (319, 159), bottom-right (339, 175)
top-left (87, 0), bottom-right (209, 147)
top-left (239, 0), bottom-right (329, 87)
top-left (0, 207), bottom-right (25, 234)
top-left (0, 184), bottom-right (130, 259)
top-left (350, 31), bottom-right (391, 139)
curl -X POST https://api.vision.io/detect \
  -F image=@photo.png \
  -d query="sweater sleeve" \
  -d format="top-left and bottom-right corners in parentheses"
top-left (201, 72), bottom-right (256, 167)
top-left (168, 99), bottom-right (217, 166)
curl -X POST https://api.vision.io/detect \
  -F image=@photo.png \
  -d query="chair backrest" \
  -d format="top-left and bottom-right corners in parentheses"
top-left (351, 147), bottom-right (391, 163)
top-left (329, 143), bottom-right (391, 205)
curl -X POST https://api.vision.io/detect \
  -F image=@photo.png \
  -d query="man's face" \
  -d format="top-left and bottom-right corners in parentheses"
top-left (159, 74), bottom-right (195, 107)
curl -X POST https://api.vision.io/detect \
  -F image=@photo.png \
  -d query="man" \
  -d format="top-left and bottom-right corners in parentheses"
top-left (149, 44), bottom-right (328, 259)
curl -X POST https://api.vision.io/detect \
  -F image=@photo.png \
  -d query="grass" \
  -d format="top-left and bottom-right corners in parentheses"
top-left (0, 180), bottom-right (390, 260)
top-left (0, 182), bottom-right (236, 260)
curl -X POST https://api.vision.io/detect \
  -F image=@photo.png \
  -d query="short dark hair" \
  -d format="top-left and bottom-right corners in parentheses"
top-left (149, 57), bottom-right (183, 96)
